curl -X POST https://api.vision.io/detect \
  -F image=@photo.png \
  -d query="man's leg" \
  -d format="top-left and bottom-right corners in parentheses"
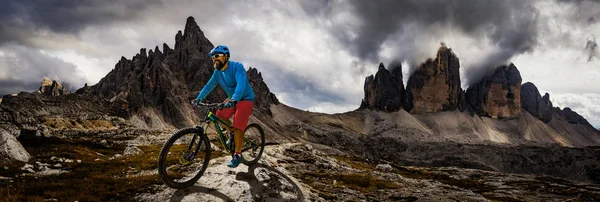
top-left (231, 101), bottom-right (254, 153)
top-left (227, 101), bottom-right (254, 168)
top-left (215, 103), bottom-right (235, 132)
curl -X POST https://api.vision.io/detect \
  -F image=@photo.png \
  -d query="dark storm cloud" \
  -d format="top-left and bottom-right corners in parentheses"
top-left (0, 0), bottom-right (161, 46)
top-left (301, 0), bottom-right (540, 85)
top-left (0, 79), bottom-right (41, 96)
top-left (0, 45), bottom-right (88, 96)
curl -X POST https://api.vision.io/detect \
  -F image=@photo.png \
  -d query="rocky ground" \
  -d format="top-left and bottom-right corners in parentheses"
top-left (2, 129), bottom-right (599, 201)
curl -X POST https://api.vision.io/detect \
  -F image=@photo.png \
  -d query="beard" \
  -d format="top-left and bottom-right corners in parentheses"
top-left (213, 60), bottom-right (225, 69)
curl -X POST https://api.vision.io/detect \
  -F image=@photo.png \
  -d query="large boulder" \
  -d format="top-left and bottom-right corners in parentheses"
top-left (360, 63), bottom-right (404, 112)
top-left (405, 45), bottom-right (461, 113)
top-left (466, 64), bottom-right (522, 119)
top-left (0, 128), bottom-right (31, 164)
top-left (520, 82), bottom-right (553, 122)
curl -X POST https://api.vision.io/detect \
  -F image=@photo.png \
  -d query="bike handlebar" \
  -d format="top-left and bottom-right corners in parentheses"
top-left (195, 102), bottom-right (224, 110)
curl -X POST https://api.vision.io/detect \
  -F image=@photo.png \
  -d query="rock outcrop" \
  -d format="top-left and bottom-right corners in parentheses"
top-left (79, 17), bottom-right (278, 128)
top-left (39, 78), bottom-right (68, 96)
top-left (360, 63), bottom-right (404, 112)
top-left (520, 82), bottom-right (553, 122)
top-left (466, 64), bottom-right (522, 119)
top-left (405, 45), bottom-right (461, 113)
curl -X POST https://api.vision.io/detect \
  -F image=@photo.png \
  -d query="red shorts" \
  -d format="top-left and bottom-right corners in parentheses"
top-left (216, 100), bottom-right (254, 130)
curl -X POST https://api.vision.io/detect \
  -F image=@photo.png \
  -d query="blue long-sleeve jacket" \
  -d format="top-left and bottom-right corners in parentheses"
top-left (196, 60), bottom-right (255, 102)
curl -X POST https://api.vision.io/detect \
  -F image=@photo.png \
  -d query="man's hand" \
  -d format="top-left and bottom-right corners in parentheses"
top-left (191, 99), bottom-right (201, 106)
top-left (224, 99), bottom-right (236, 108)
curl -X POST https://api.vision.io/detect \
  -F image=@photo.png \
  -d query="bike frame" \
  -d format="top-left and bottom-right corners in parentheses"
top-left (195, 109), bottom-right (235, 154)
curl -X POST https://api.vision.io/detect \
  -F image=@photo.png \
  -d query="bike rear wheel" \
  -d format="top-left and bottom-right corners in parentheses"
top-left (241, 123), bottom-right (265, 165)
top-left (158, 128), bottom-right (211, 189)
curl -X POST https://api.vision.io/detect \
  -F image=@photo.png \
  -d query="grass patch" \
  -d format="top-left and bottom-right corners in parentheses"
top-left (332, 155), bottom-right (375, 170)
top-left (43, 117), bottom-right (114, 130)
top-left (1, 138), bottom-right (160, 201)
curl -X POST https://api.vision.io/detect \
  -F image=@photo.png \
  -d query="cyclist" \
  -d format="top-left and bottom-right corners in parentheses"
top-left (194, 45), bottom-right (255, 168)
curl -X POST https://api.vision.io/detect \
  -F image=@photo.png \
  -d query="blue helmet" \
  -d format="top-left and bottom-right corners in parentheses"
top-left (208, 45), bottom-right (230, 57)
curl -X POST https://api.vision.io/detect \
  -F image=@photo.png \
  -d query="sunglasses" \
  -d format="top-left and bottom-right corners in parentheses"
top-left (211, 53), bottom-right (225, 59)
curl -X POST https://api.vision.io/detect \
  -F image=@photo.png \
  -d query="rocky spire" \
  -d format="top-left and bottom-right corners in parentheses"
top-left (466, 64), bottom-right (522, 119)
top-left (404, 45), bottom-right (461, 113)
top-left (360, 63), bottom-right (404, 112)
top-left (521, 82), bottom-right (553, 122)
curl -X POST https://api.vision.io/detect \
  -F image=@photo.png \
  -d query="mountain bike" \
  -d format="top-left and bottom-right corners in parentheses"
top-left (158, 102), bottom-right (265, 189)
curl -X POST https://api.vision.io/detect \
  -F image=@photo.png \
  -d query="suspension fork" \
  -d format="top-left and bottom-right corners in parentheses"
top-left (186, 128), bottom-right (206, 159)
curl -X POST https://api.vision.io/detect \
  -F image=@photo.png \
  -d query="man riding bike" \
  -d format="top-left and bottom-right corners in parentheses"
top-left (194, 45), bottom-right (255, 168)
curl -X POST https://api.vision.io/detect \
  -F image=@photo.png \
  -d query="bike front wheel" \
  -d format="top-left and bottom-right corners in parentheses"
top-left (241, 123), bottom-right (265, 165)
top-left (158, 128), bottom-right (211, 189)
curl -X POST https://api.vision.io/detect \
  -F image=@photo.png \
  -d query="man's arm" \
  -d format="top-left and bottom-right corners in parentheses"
top-left (231, 64), bottom-right (249, 102)
top-left (196, 71), bottom-right (218, 101)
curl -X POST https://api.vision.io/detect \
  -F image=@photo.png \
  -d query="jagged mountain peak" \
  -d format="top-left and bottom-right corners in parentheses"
top-left (184, 16), bottom-right (200, 36)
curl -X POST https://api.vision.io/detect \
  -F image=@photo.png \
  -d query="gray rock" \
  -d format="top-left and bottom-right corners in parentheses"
top-left (124, 145), bottom-right (144, 156)
top-left (0, 128), bottom-right (31, 163)
top-left (375, 164), bottom-right (393, 172)
top-left (21, 164), bottom-right (35, 173)
top-left (110, 154), bottom-right (123, 160)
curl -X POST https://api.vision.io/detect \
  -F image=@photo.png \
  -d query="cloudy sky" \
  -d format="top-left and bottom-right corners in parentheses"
top-left (0, 0), bottom-right (599, 128)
